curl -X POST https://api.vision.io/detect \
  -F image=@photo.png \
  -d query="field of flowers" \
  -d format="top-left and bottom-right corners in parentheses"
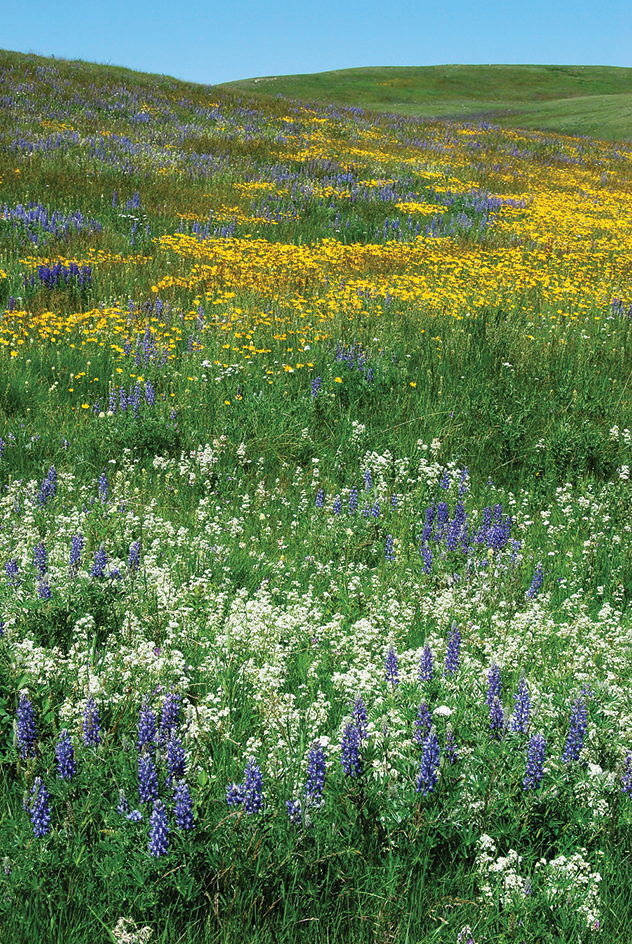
top-left (2, 48), bottom-right (632, 943)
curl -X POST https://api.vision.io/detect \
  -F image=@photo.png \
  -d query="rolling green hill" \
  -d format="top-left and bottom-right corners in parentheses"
top-left (221, 64), bottom-right (632, 140)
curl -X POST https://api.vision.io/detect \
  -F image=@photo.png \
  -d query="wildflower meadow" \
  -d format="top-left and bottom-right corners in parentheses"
top-left (2, 48), bottom-right (632, 943)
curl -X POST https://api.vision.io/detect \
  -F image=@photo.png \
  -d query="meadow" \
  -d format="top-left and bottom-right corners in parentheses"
top-left (1, 47), bottom-right (632, 943)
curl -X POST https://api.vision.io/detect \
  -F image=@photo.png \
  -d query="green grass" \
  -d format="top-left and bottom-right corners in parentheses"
top-left (221, 64), bottom-right (632, 140)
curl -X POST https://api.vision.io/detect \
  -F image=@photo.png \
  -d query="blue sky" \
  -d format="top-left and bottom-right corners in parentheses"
top-left (2, 0), bottom-right (630, 85)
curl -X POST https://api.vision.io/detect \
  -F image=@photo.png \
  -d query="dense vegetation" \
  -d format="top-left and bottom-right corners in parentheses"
top-left (1, 47), bottom-right (632, 943)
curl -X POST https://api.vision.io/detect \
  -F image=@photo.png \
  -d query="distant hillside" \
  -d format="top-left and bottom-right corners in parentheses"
top-left (221, 64), bottom-right (632, 141)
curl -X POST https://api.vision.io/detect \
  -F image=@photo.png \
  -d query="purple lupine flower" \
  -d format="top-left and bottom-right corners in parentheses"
top-left (226, 782), bottom-right (247, 807)
top-left (390, 494), bottom-right (398, 510)
top-left (91, 547), bottom-right (106, 579)
top-left (419, 644), bottom-right (434, 683)
top-left (117, 790), bottom-right (130, 816)
top-left (333, 495), bottom-right (342, 515)
top-left (28, 777), bottom-right (51, 837)
top-left (108, 387), bottom-right (117, 413)
top-left (414, 701), bottom-right (432, 744)
top-left (510, 678), bottom-right (531, 735)
top-left (348, 487), bottom-right (358, 514)
top-left (311, 376), bottom-right (322, 397)
top-left (562, 697), bottom-right (588, 763)
top-left (421, 546), bottom-right (432, 574)
top-left (385, 534), bottom-right (394, 561)
top-left (55, 729), bottom-right (76, 780)
top-left (340, 724), bottom-right (362, 778)
top-left (243, 758), bottom-right (263, 813)
top-left (352, 696), bottom-right (369, 742)
top-left (145, 381), bottom-right (155, 407)
top-left (138, 754), bottom-right (159, 804)
top-left (622, 754), bottom-right (632, 797)
top-left (16, 694), bottom-right (37, 758)
top-left (38, 581), bottom-right (52, 601)
top-left (83, 697), bottom-right (102, 746)
top-left (372, 500), bottom-right (380, 518)
top-left (5, 559), bottom-right (20, 588)
top-left (416, 728), bottom-right (440, 795)
top-left (69, 533), bottom-right (84, 574)
top-left (385, 646), bottom-right (399, 687)
top-left (127, 809), bottom-right (143, 822)
top-left (445, 725), bottom-right (458, 764)
top-left (148, 799), bottom-right (169, 857)
top-left (527, 562), bottom-right (543, 599)
top-left (128, 540), bottom-right (141, 574)
top-left (166, 736), bottom-right (186, 787)
top-left (98, 470), bottom-right (108, 504)
top-left (488, 695), bottom-right (505, 738)
top-left (315, 488), bottom-right (324, 508)
top-left (173, 779), bottom-right (195, 830)
top-left (523, 732), bottom-right (546, 791)
top-left (137, 697), bottom-right (156, 755)
top-left (286, 799), bottom-right (302, 825)
top-left (440, 470), bottom-right (450, 490)
top-left (33, 542), bottom-right (47, 578)
top-left (486, 662), bottom-right (501, 707)
top-left (38, 466), bottom-right (57, 507)
top-left (304, 744), bottom-right (326, 808)
top-left (364, 468), bottom-right (372, 491)
top-left (158, 691), bottom-right (180, 745)
top-left (444, 623), bottom-right (461, 677)
top-left (362, 504), bottom-right (371, 517)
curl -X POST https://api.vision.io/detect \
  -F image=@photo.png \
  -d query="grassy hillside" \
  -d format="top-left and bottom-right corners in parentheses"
top-left (2, 47), bottom-right (632, 943)
top-left (221, 64), bottom-right (632, 140)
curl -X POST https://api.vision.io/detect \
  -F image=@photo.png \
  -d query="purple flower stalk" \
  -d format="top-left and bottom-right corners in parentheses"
top-left (348, 487), bottom-right (358, 514)
top-left (622, 754), bottom-right (632, 797)
top-left (444, 623), bottom-right (461, 677)
top-left (510, 678), bottom-right (531, 735)
top-left (419, 644), bottom-right (433, 683)
top-left (385, 646), bottom-right (399, 687)
top-left (128, 540), bottom-right (141, 574)
top-left (523, 732), bottom-right (546, 791)
top-left (416, 729), bottom-right (440, 795)
top-left (69, 533), bottom-right (84, 574)
top-left (486, 662), bottom-right (501, 707)
top-left (489, 696), bottom-right (505, 739)
top-left (28, 777), bottom-right (51, 837)
top-left (385, 534), bottom-right (394, 561)
top-left (138, 754), bottom-right (159, 804)
top-left (243, 758), bottom-right (263, 814)
top-left (16, 694), bottom-right (37, 759)
top-left (562, 697), bottom-right (588, 763)
top-left (137, 697), bottom-right (156, 755)
top-left (166, 736), bottom-right (186, 787)
top-left (340, 724), bottom-right (362, 778)
top-left (55, 729), bottom-right (76, 780)
top-left (414, 701), bottom-right (432, 744)
top-left (315, 488), bottom-right (324, 508)
top-left (304, 744), bottom-right (326, 809)
top-left (352, 696), bottom-right (369, 742)
top-left (173, 779), bottom-right (195, 830)
top-left (82, 697), bottom-right (102, 746)
top-left (148, 799), bottom-right (169, 857)
top-left (527, 562), bottom-right (543, 599)
top-left (286, 799), bottom-right (302, 825)
top-left (159, 691), bottom-right (180, 745)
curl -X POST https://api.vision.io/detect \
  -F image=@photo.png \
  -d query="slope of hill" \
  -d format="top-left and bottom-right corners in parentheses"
top-left (221, 64), bottom-right (632, 140)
